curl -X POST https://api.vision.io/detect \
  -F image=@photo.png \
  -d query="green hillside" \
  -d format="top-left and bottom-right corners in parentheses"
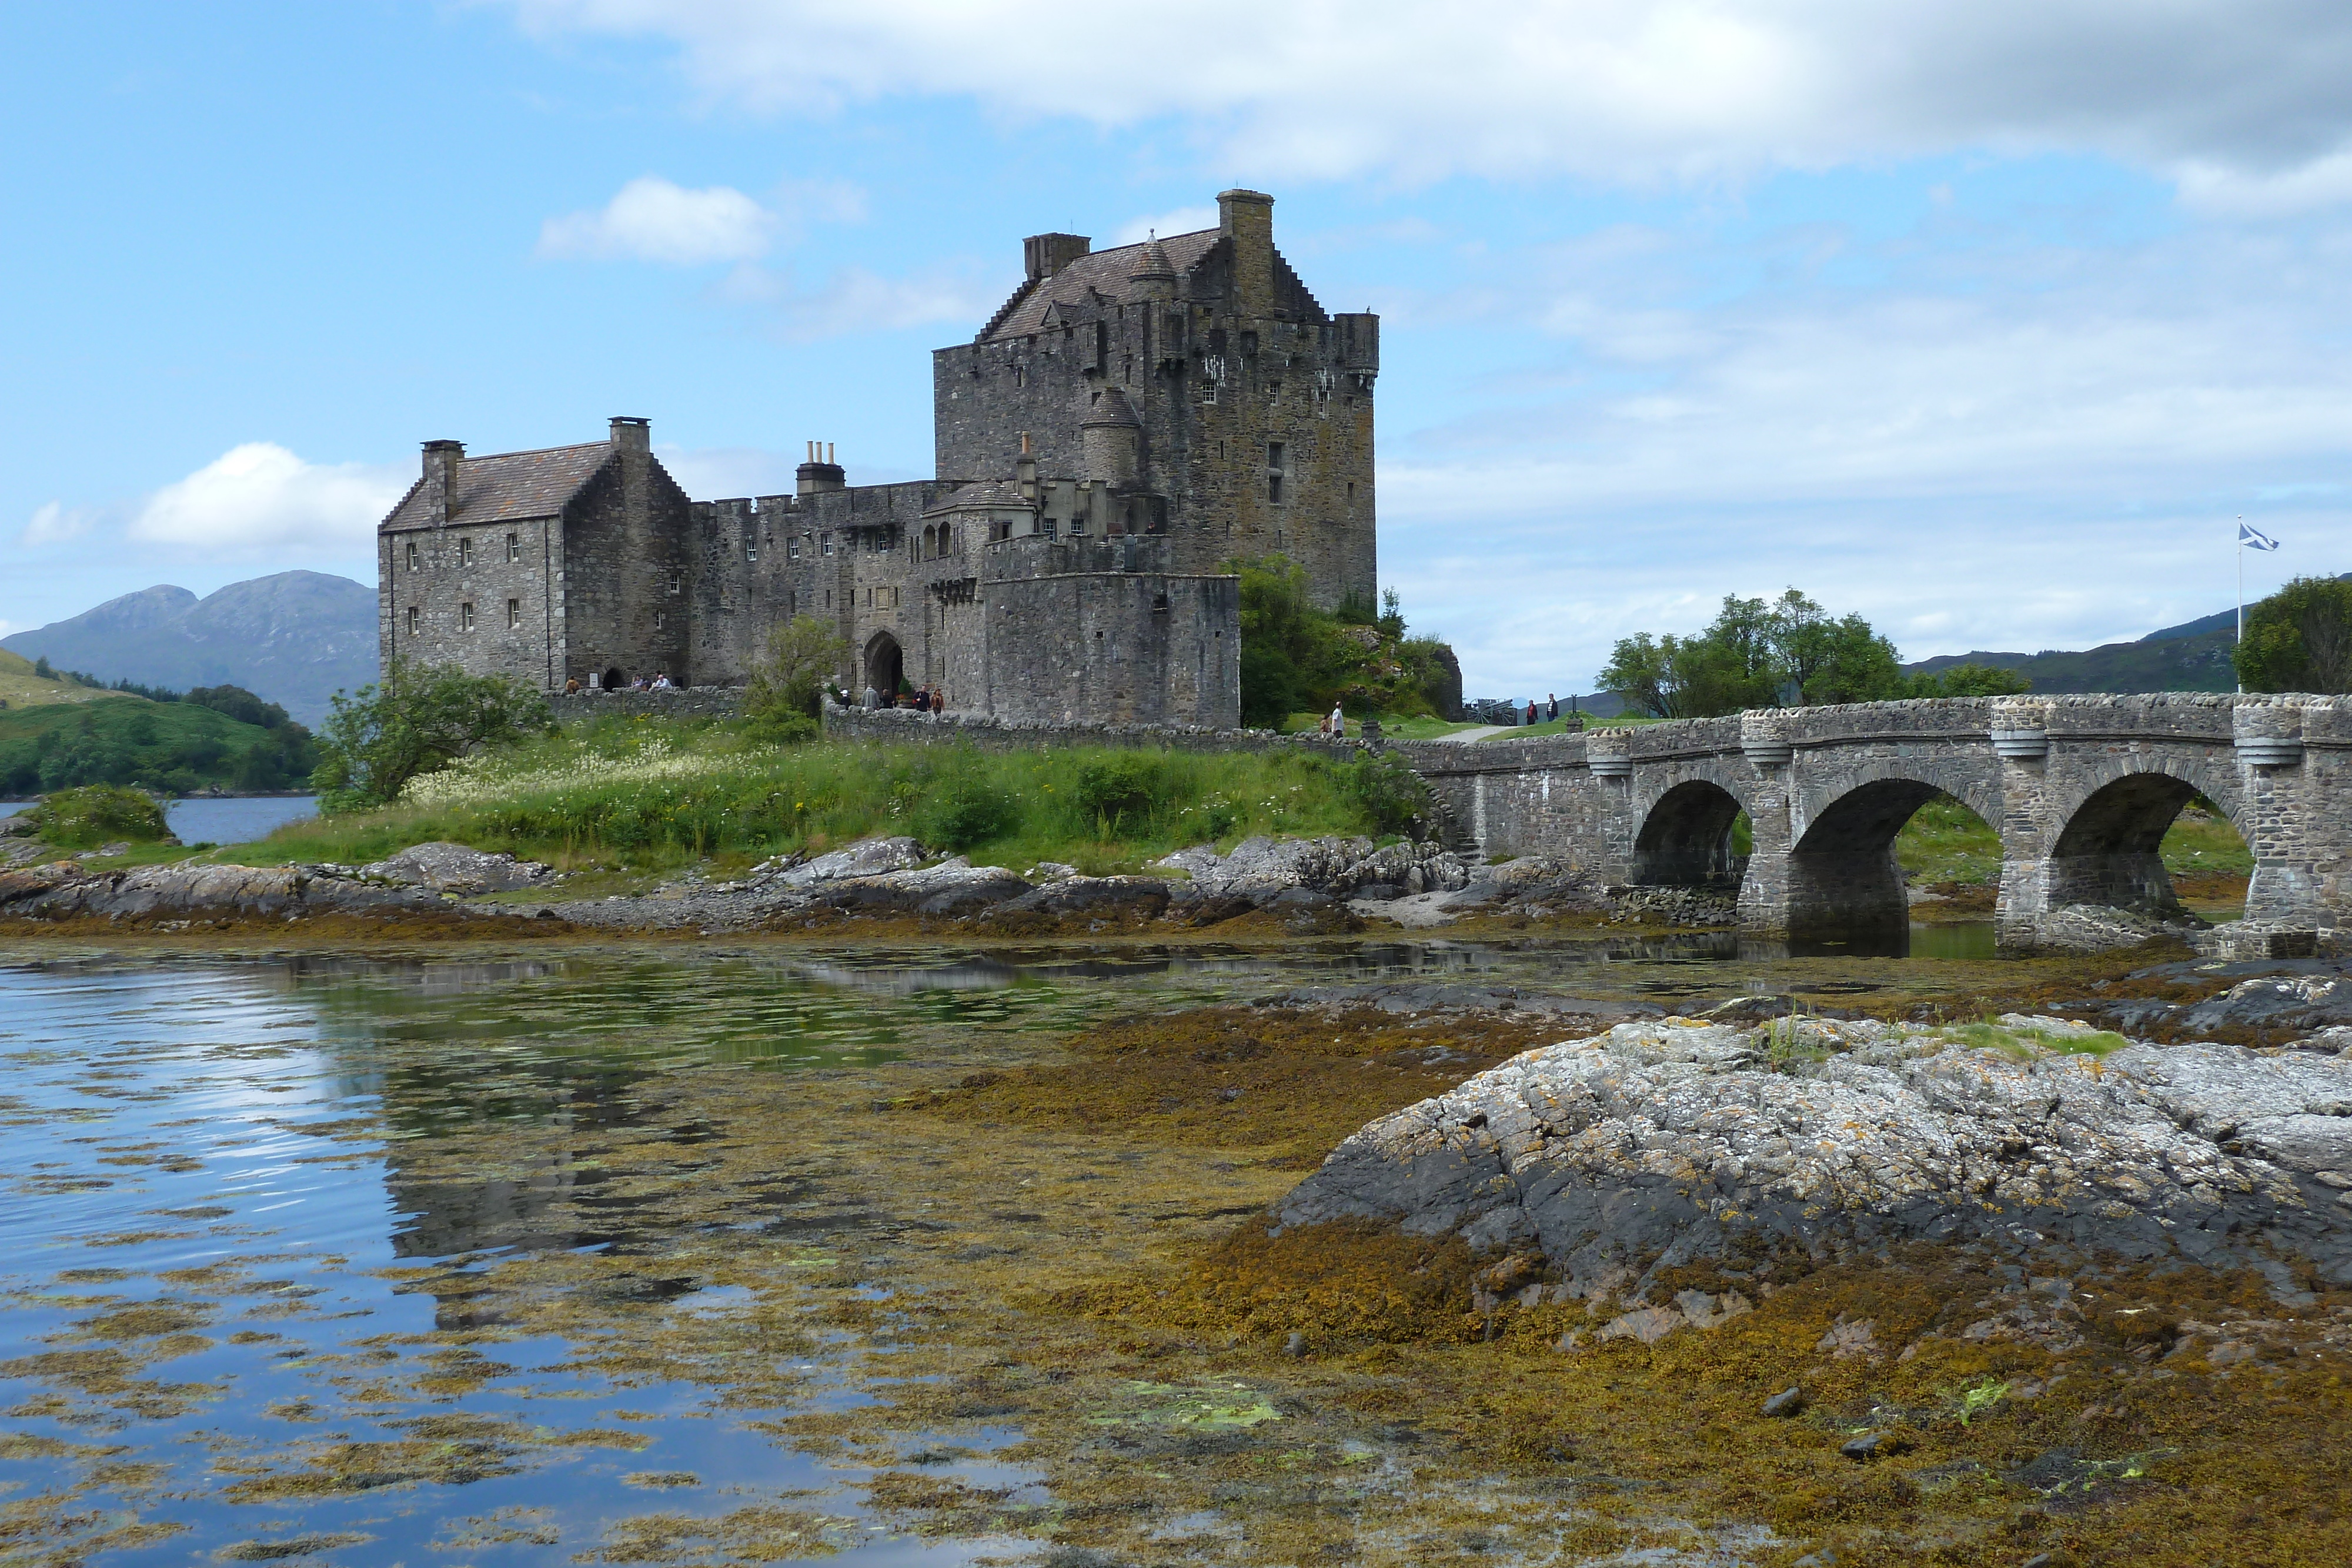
top-left (0, 648), bottom-right (122, 710)
top-left (0, 694), bottom-right (313, 796)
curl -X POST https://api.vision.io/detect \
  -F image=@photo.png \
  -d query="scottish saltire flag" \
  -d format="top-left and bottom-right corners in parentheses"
top-left (2240, 520), bottom-right (2281, 551)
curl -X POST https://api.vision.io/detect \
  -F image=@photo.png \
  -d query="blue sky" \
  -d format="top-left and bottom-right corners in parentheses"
top-left (6, 1), bottom-right (2350, 696)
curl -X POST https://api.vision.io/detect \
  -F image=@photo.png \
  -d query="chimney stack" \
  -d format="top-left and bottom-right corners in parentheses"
top-left (1015, 430), bottom-right (1037, 502)
top-left (1217, 189), bottom-right (1275, 303)
top-left (420, 439), bottom-right (464, 522)
top-left (796, 439), bottom-right (845, 496)
top-left (608, 416), bottom-right (650, 454)
top-left (1023, 232), bottom-right (1091, 283)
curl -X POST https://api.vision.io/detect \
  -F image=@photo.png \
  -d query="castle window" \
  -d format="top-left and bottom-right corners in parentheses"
top-left (405, 541), bottom-right (418, 572)
top-left (821, 534), bottom-right (833, 556)
top-left (1268, 442), bottom-right (1285, 504)
top-left (1041, 517), bottom-right (1057, 540)
top-left (787, 537), bottom-right (800, 560)
top-left (746, 537), bottom-right (758, 562)
top-left (667, 569), bottom-right (681, 595)
top-left (654, 610), bottom-right (666, 631)
top-left (506, 598), bottom-right (520, 629)
top-left (460, 601), bottom-right (475, 632)
top-left (505, 532), bottom-right (520, 563)
top-left (406, 606), bottom-right (419, 634)
top-left (458, 536), bottom-right (474, 568)
top-left (825, 590), bottom-right (832, 609)
top-left (1068, 511), bottom-right (1085, 536)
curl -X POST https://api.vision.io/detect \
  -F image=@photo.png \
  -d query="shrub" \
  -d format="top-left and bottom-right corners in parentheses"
top-left (743, 615), bottom-right (849, 734)
top-left (21, 784), bottom-right (173, 848)
top-left (312, 660), bottom-right (553, 811)
top-left (1340, 751), bottom-right (1431, 836)
top-left (913, 750), bottom-right (1015, 850)
top-left (187, 684), bottom-right (291, 729)
top-left (1073, 753), bottom-right (1160, 833)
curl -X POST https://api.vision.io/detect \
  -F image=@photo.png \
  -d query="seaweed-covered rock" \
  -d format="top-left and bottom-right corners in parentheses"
top-left (1274, 1015), bottom-right (2352, 1288)
top-left (985, 875), bottom-right (1172, 920)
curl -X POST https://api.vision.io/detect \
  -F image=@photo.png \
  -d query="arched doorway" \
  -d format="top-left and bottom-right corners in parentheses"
top-left (863, 632), bottom-right (904, 700)
top-left (602, 667), bottom-right (625, 691)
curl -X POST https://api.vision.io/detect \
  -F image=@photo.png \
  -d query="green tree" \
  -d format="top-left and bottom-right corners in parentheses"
top-left (1599, 589), bottom-right (1915, 717)
top-left (312, 660), bottom-right (552, 810)
top-left (1231, 555), bottom-right (1322, 726)
top-left (1913, 662), bottom-right (2032, 697)
top-left (2235, 576), bottom-right (2352, 693)
top-left (743, 614), bottom-right (849, 738)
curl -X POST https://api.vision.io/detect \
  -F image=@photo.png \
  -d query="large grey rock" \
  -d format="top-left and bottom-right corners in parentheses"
top-left (759, 836), bottom-right (927, 888)
top-left (0, 862), bottom-right (455, 922)
top-left (815, 857), bottom-right (1032, 915)
top-left (1275, 1014), bottom-right (2352, 1288)
top-left (363, 841), bottom-right (553, 894)
top-left (984, 875), bottom-right (1172, 920)
top-left (1154, 835), bottom-right (1470, 908)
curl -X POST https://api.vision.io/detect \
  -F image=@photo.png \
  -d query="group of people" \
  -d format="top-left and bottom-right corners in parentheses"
top-left (561, 673), bottom-right (675, 696)
top-left (1524, 693), bottom-right (1566, 726)
top-left (860, 684), bottom-right (946, 717)
top-left (1316, 703), bottom-right (1348, 738)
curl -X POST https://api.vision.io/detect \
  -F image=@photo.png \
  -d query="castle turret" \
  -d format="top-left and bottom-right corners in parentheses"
top-left (1130, 236), bottom-right (1178, 302)
top-left (1080, 387), bottom-right (1141, 486)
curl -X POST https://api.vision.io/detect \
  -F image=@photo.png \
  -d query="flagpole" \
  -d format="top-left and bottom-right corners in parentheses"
top-left (2237, 516), bottom-right (2244, 694)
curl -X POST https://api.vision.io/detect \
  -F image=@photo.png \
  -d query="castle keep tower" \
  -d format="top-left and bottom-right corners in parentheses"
top-left (380, 190), bottom-right (1374, 726)
top-left (933, 189), bottom-right (1378, 611)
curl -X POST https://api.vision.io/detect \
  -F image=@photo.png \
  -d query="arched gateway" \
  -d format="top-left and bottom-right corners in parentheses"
top-left (1396, 693), bottom-right (2349, 952)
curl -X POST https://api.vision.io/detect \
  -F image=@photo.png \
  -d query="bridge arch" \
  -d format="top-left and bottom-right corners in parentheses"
top-left (2042, 753), bottom-right (2249, 921)
top-left (1626, 763), bottom-right (1763, 890)
top-left (1782, 766), bottom-right (2002, 942)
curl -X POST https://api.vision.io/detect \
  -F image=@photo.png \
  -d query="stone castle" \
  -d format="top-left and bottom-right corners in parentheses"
top-left (376, 189), bottom-right (1377, 726)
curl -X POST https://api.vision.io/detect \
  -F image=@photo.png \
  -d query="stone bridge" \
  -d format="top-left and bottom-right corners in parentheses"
top-left (1392, 694), bottom-right (2351, 950)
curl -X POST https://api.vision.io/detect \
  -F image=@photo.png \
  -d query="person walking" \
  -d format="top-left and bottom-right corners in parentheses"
top-left (1548, 693), bottom-right (1559, 723)
top-left (1525, 698), bottom-right (1537, 727)
top-left (1330, 702), bottom-right (1346, 738)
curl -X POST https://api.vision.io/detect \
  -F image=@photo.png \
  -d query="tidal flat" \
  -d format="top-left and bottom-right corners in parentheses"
top-left (2, 933), bottom-right (2346, 1568)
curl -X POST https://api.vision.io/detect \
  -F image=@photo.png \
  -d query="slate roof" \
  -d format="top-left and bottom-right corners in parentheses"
top-left (979, 228), bottom-right (1222, 342)
top-left (921, 481), bottom-right (1037, 517)
top-left (1079, 386), bottom-right (1141, 427)
top-left (379, 442), bottom-right (614, 533)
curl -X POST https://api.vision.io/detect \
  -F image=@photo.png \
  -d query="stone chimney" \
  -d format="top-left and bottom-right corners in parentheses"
top-left (1015, 431), bottom-right (1037, 503)
top-left (420, 439), bottom-right (464, 522)
top-left (608, 416), bottom-right (650, 454)
top-left (1217, 189), bottom-right (1275, 303)
top-left (1023, 232), bottom-right (1091, 283)
top-left (796, 440), bottom-right (845, 496)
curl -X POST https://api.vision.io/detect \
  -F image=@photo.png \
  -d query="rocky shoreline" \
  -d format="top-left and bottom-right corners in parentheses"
top-left (0, 833), bottom-right (1650, 938)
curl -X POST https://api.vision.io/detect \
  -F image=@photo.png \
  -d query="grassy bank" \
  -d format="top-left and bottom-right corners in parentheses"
top-left (0, 691), bottom-right (311, 795)
top-left (227, 720), bottom-right (1421, 877)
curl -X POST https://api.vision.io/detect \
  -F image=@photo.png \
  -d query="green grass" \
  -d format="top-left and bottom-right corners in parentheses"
top-left (221, 720), bottom-right (1416, 878)
top-left (1937, 1019), bottom-right (2131, 1059)
top-left (0, 648), bottom-right (119, 713)
top-left (1475, 713), bottom-right (1670, 740)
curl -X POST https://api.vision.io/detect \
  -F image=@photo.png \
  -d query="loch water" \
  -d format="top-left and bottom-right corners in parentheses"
top-left (0, 934), bottom-right (2009, 1564)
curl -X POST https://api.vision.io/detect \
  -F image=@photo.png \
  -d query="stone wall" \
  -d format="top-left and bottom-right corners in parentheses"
top-left (380, 514), bottom-right (563, 691)
top-left (821, 703), bottom-right (1357, 761)
top-left (552, 687), bottom-right (746, 724)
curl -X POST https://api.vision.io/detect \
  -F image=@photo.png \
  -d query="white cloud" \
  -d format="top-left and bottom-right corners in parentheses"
top-left (507, 1), bottom-right (2352, 205)
top-left (539, 175), bottom-right (779, 263)
top-left (128, 444), bottom-right (407, 555)
top-left (20, 502), bottom-right (96, 547)
top-left (1111, 206), bottom-right (1219, 246)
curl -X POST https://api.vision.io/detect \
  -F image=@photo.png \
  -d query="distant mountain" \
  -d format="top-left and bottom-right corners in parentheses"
top-left (1895, 584), bottom-right (2352, 695)
top-left (1, 571), bottom-right (376, 726)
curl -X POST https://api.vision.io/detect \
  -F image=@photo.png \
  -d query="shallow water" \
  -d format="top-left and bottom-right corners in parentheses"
top-left (0, 934), bottom-right (2056, 1564)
